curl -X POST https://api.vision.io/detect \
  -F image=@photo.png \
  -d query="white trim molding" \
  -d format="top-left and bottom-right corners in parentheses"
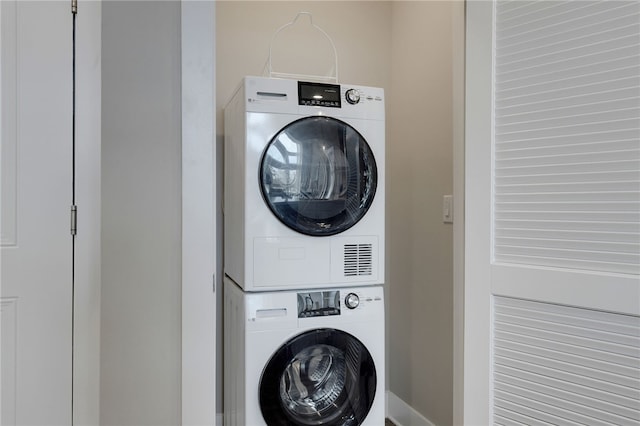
top-left (181, 1), bottom-right (216, 425)
top-left (73, 1), bottom-right (102, 424)
top-left (451, 0), bottom-right (466, 424)
top-left (386, 391), bottom-right (436, 426)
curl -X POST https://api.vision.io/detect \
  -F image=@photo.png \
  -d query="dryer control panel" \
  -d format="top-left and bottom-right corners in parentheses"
top-left (242, 76), bottom-right (384, 120)
top-left (298, 81), bottom-right (341, 108)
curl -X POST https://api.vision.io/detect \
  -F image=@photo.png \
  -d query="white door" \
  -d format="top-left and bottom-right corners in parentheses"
top-left (465, 1), bottom-right (640, 424)
top-left (1, 2), bottom-right (73, 424)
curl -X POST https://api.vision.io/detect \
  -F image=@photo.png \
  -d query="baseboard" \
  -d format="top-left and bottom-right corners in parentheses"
top-left (218, 394), bottom-right (432, 426)
top-left (386, 391), bottom-right (436, 426)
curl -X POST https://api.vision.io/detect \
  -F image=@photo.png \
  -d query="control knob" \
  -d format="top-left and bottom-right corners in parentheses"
top-left (344, 293), bottom-right (360, 309)
top-left (345, 89), bottom-right (361, 105)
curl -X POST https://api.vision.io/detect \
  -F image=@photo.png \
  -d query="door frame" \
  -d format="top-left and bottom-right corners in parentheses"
top-left (73, 1), bottom-right (102, 424)
top-left (451, 0), bottom-right (466, 424)
top-left (181, 1), bottom-right (216, 425)
top-left (460, 2), bottom-right (494, 423)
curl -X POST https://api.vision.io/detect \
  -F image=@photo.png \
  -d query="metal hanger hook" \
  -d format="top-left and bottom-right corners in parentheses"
top-left (292, 11), bottom-right (313, 25)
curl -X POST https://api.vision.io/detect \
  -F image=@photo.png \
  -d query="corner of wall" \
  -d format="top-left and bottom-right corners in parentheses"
top-left (386, 391), bottom-right (437, 426)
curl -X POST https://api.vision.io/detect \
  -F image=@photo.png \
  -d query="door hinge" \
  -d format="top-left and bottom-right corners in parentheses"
top-left (70, 205), bottom-right (77, 236)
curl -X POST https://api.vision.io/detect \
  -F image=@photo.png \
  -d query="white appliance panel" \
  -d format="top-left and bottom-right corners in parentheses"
top-left (224, 76), bottom-right (385, 291)
top-left (223, 278), bottom-right (385, 426)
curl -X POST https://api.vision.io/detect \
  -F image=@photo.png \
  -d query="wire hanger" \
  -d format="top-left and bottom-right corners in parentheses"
top-left (265, 12), bottom-right (339, 83)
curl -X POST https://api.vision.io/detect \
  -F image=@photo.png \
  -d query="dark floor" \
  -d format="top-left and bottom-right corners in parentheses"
top-left (385, 419), bottom-right (397, 426)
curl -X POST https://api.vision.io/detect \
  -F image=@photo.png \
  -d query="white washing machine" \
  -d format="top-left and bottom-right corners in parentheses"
top-left (224, 76), bottom-right (385, 291)
top-left (224, 277), bottom-right (385, 426)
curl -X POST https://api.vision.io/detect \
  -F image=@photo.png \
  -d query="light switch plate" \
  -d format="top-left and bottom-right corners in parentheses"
top-left (443, 195), bottom-right (453, 223)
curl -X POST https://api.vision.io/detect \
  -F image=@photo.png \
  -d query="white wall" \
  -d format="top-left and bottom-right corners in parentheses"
top-left (101, 2), bottom-right (182, 424)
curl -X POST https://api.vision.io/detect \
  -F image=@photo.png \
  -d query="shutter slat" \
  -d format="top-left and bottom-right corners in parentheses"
top-left (497, 1), bottom-right (604, 34)
top-left (495, 192), bottom-right (639, 203)
top-left (495, 219), bottom-right (638, 233)
top-left (497, 29), bottom-right (639, 71)
top-left (497, 76), bottom-right (638, 108)
top-left (495, 228), bottom-right (638, 244)
top-left (496, 153), bottom-right (640, 169)
top-left (495, 159), bottom-right (639, 177)
top-left (497, 97), bottom-right (640, 126)
top-left (495, 236), bottom-right (638, 254)
top-left (495, 211), bottom-right (639, 223)
top-left (497, 87), bottom-right (640, 117)
top-left (496, 201), bottom-right (640, 212)
top-left (494, 245), bottom-right (639, 266)
top-left (498, 12), bottom-right (640, 55)
top-left (496, 130), bottom-right (639, 151)
top-left (497, 2), bottom-right (637, 45)
top-left (496, 369), bottom-right (640, 420)
top-left (496, 170), bottom-right (639, 184)
top-left (495, 255), bottom-right (639, 275)
top-left (498, 55), bottom-right (638, 91)
top-left (497, 107), bottom-right (640, 135)
top-left (497, 45), bottom-right (639, 84)
top-left (494, 181), bottom-right (639, 193)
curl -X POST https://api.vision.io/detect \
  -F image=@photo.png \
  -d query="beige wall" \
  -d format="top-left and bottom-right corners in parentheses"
top-left (217, 2), bottom-right (454, 424)
top-left (388, 2), bottom-right (454, 425)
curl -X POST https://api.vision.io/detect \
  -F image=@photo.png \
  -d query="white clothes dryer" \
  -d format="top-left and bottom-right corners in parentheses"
top-left (223, 277), bottom-right (385, 426)
top-left (224, 76), bottom-right (385, 291)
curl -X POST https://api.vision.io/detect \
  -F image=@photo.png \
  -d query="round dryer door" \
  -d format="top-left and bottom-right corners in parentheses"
top-left (259, 328), bottom-right (377, 426)
top-left (260, 116), bottom-right (377, 236)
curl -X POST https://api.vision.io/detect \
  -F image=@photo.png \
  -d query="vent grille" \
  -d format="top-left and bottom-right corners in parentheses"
top-left (493, 296), bottom-right (640, 425)
top-left (344, 244), bottom-right (373, 276)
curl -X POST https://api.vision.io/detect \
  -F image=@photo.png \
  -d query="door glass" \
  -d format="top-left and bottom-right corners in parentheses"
top-left (260, 328), bottom-right (377, 426)
top-left (280, 345), bottom-right (346, 417)
top-left (260, 116), bottom-right (377, 236)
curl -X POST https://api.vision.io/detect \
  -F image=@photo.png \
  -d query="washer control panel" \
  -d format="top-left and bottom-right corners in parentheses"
top-left (297, 290), bottom-right (341, 318)
top-left (295, 287), bottom-right (383, 318)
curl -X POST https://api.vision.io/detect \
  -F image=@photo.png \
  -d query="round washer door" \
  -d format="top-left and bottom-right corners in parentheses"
top-left (259, 328), bottom-right (377, 426)
top-left (260, 116), bottom-right (377, 236)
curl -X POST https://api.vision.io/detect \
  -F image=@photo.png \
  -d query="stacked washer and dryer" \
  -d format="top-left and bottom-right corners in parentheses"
top-left (223, 76), bottom-right (385, 426)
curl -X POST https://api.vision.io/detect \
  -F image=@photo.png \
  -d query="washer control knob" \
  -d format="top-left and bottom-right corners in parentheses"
top-left (345, 89), bottom-right (361, 105)
top-left (345, 293), bottom-right (360, 309)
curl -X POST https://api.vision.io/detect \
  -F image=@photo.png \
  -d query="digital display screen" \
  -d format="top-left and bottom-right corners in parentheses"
top-left (297, 290), bottom-right (341, 318)
top-left (298, 81), bottom-right (341, 108)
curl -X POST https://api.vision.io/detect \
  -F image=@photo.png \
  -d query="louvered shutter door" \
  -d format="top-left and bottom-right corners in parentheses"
top-left (493, 0), bottom-right (640, 275)
top-left (490, 2), bottom-right (640, 424)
